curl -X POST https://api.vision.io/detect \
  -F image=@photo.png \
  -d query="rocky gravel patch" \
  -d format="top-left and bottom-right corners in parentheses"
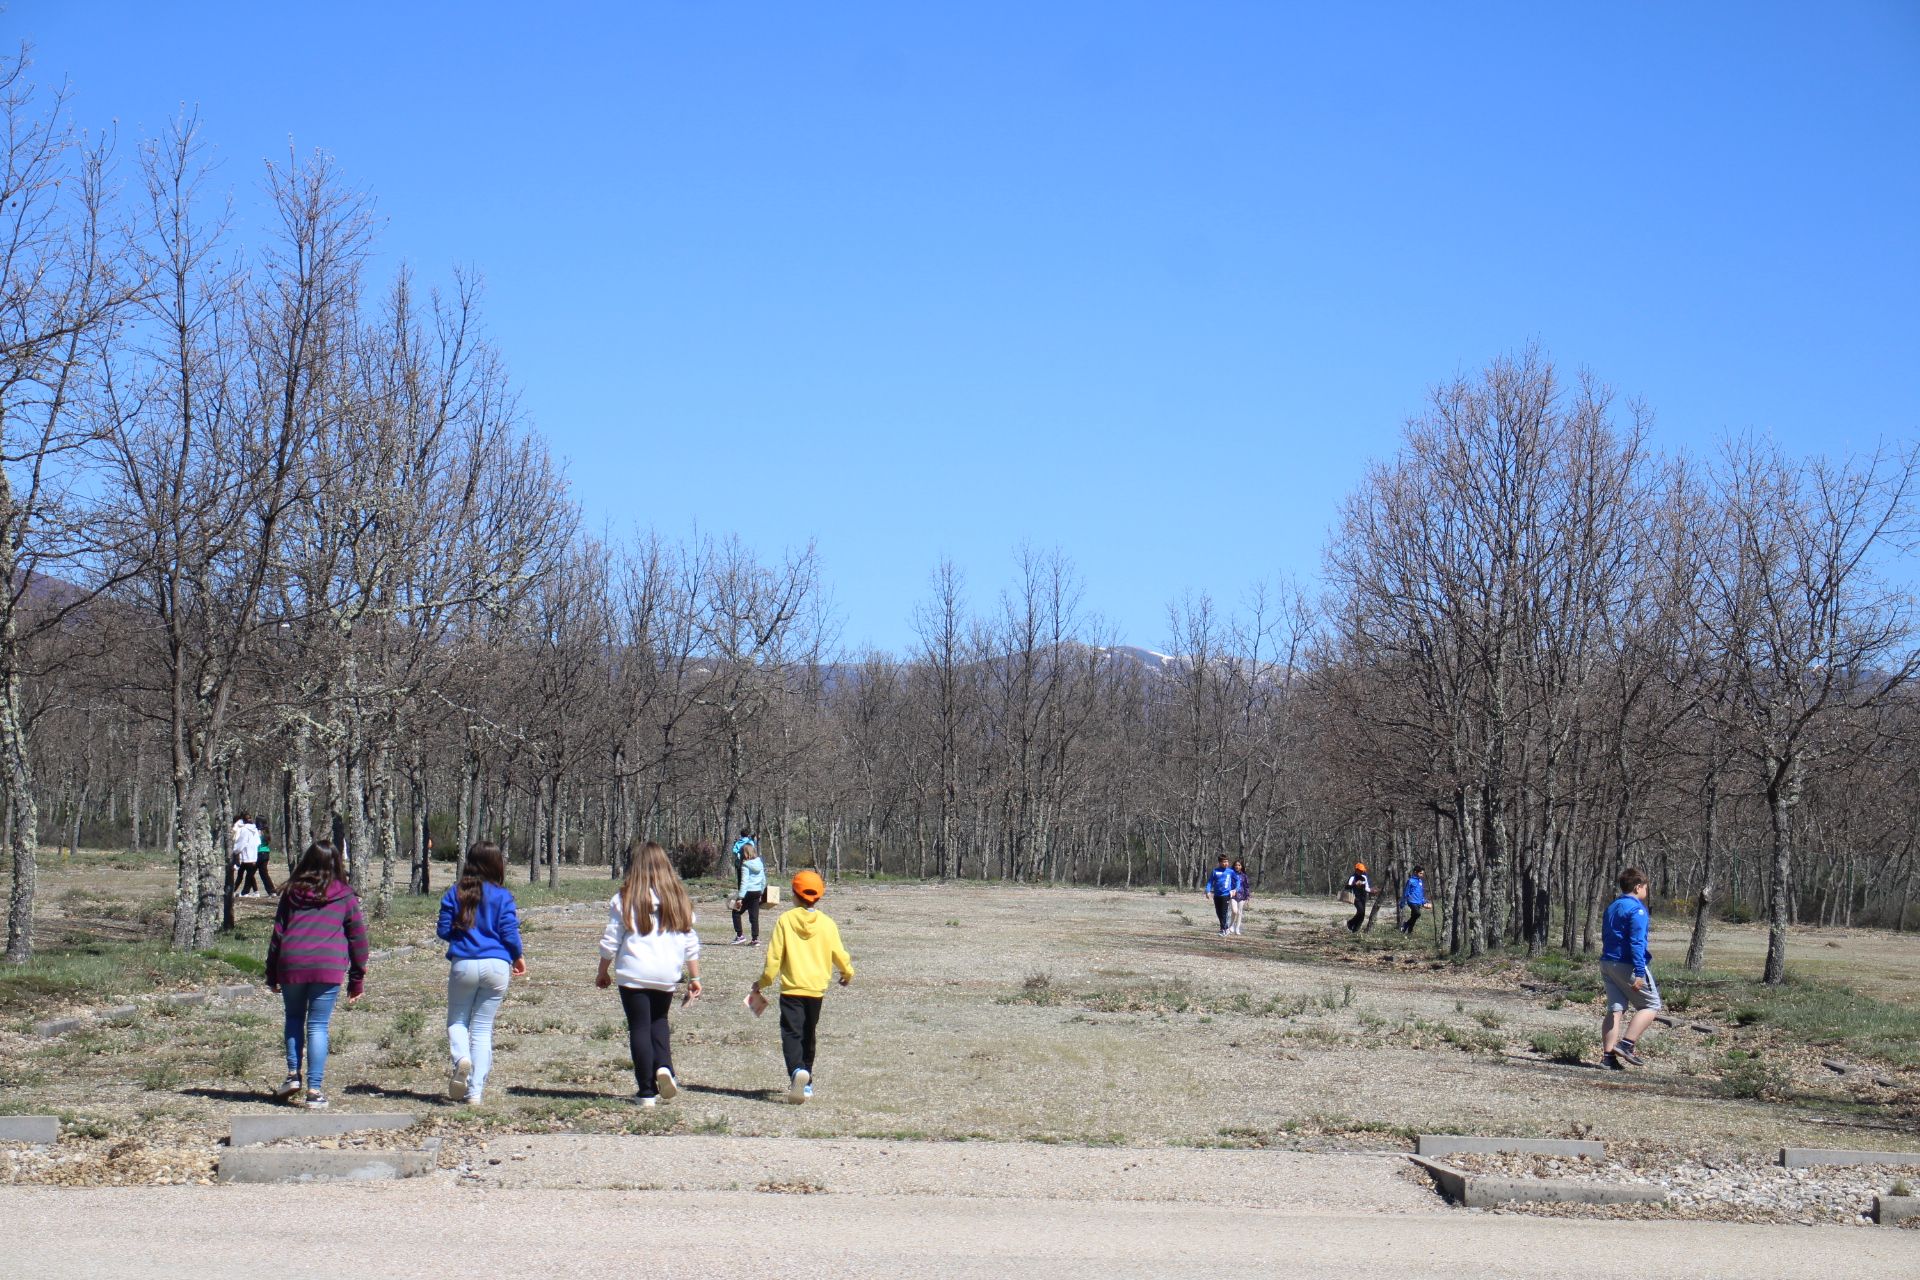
top-left (1440, 1145), bottom-right (1920, 1226)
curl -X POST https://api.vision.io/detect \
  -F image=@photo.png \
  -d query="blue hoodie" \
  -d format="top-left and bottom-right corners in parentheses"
top-left (438, 881), bottom-right (523, 963)
top-left (1601, 893), bottom-right (1650, 978)
top-left (1402, 875), bottom-right (1427, 908)
top-left (1206, 865), bottom-right (1237, 897)
top-left (739, 855), bottom-right (767, 895)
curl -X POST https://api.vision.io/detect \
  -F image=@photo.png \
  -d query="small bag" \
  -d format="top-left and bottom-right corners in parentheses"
top-left (1338, 890), bottom-right (1353, 905)
top-left (764, 884), bottom-right (780, 906)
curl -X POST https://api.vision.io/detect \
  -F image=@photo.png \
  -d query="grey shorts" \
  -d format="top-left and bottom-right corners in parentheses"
top-left (1600, 960), bottom-right (1661, 1013)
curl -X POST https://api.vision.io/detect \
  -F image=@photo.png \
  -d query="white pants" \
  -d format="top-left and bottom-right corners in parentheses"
top-left (1228, 899), bottom-right (1246, 933)
top-left (446, 959), bottom-right (511, 1101)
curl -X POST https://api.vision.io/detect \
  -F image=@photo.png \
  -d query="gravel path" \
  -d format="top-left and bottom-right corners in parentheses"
top-left (4, 1183), bottom-right (1917, 1279)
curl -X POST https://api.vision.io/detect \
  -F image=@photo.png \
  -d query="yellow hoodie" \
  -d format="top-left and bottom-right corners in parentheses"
top-left (755, 906), bottom-right (854, 998)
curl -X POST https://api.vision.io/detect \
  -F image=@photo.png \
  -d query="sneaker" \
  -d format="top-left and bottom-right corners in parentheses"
top-left (447, 1055), bottom-right (472, 1100)
top-left (635, 1095), bottom-right (657, 1109)
top-left (305, 1090), bottom-right (329, 1110)
top-left (732, 935), bottom-right (747, 945)
top-left (802, 1084), bottom-right (814, 1100)
top-left (655, 1067), bottom-right (679, 1100)
top-left (787, 1068), bottom-right (810, 1105)
top-left (1614, 1043), bottom-right (1646, 1067)
top-left (273, 1072), bottom-right (303, 1102)
top-left (1602, 1052), bottom-right (1625, 1072)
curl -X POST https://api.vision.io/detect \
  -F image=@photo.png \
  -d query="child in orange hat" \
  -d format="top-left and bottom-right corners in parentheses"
top-left (752, 869), bottom-right (854, 1103)
top-left (1345, 862), bottom-right (1372, 933)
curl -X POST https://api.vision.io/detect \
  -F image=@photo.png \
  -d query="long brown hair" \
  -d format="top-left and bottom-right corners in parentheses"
top-left (289, 840), bottom-right (347, 895)
top-left (617, 840), bottom-right (693, 936)
top-left (455, 841), bottom-right (506, 931)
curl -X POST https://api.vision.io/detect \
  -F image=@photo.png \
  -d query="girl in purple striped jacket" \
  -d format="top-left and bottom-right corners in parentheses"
top-left (264, 841), bottom-right (369, 1109)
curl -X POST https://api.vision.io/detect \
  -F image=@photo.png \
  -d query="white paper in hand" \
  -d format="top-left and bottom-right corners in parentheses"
top-left (745, 988), bottom-right (768, 1017)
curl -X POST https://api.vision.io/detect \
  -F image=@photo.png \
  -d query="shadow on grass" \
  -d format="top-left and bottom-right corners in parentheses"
top-left (342, 1083), bottom-right (453, 1105)
top-left (683, 1082), bottom-right (780, 1102)
top-left (180, 1086), bottom-right (268, 1103)
top-left (506, 1085), bottom-right (614, 1101)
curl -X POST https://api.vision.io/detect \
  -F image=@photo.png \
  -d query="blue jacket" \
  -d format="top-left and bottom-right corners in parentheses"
top-left (1601, 894), bottom-right (1651, 977)
top-left (438, 881), bottom-right (523, 963)
top-left (1402, 875), bottom-right (1427, 907)
top-left (1206, 866), bottom-right (1237, 897)
top-left (739, 856), bottom-right (767, 895)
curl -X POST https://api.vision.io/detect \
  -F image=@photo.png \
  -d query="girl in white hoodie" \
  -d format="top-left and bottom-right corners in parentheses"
top-left (595, 841), bottom-right (702, 1106)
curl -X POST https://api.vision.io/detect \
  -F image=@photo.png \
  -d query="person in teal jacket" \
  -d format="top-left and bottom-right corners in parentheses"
top-left (732, 842), bottom-right (768, 945)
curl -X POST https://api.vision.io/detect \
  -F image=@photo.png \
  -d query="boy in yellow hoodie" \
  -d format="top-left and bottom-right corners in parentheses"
top-left (752, 870), bottom-right (854, 1104)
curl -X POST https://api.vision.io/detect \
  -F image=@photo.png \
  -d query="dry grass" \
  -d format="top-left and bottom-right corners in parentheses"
top-left (2, 854), bottom-right (1917, 1161)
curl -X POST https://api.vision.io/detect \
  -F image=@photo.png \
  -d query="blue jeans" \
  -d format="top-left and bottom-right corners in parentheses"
top-left (282, 982), bottom-right (342, 1089)
top-left (446, 958), bottom-right (511, 1102)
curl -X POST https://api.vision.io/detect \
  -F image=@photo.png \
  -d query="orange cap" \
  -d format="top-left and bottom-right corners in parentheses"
top-left (791, 870), bottom-right (825, 903)
top-left (1354, 862), bottom-right (1367, 873)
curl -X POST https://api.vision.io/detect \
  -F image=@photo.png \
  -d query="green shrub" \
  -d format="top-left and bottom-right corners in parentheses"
top-left (1529, 1027), bottom-right (1588, 1065)
top-left (1715, 1049), bottom-right (1789, 1100)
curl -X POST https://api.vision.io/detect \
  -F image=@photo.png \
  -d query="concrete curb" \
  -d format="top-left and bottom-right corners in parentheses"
top-left (1779, 1148), bottom-right (1920, 1170)
top-left (218, 1140), bottom-right (439, 1184)
top-left (1873, 1195), bottom-right (1919, 1226)
top-left (34, 982), bottom-right (260, 1038)
top-left (1409, 1156), bottom-right (1667, 1209)
top-left (1417, 1135), bottom-right (1605, 1159)
top-left (0, 1116), bottom-right (60, 1143)
top-left (230, 1112), bottom-right (419, 1147)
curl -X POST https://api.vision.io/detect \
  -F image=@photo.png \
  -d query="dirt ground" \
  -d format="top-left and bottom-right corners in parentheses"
top-left (3, 853), bottom-right (1917, 1166)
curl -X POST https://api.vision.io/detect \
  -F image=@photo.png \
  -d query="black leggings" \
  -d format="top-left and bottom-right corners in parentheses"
top-left (1348, 891), bottom-right (1369, 932)
top-left (732, 890), bottom-right (763, 940)
top-left (779, 994), bottom-right (822, 1080)
top-left (617, 986), bottom-right (674, 1096)
top-left (1212, 894), bottom-right (1233, 930)
top-left (1401, 904), bottom-right (1422, 934)
top-left (239, 862), bottom-right (275, 895)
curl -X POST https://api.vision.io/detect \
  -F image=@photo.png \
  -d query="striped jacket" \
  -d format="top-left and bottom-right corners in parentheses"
top-left (265, 879), bottom-right (369, 995)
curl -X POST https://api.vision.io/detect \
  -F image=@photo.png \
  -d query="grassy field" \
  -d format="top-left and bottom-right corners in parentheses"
top-left (2, 847), bottom-right (1917, 1159)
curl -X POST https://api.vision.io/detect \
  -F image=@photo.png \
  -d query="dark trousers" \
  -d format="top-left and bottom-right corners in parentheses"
top-left (238, 862), bottom-right (275, 895)
top-left (1212, 894), bottom-right (1233, 930)
top-left (1401, 904), bottom-right (1422, 934)
top-left (1348, 891), bottom-right (1369, 932)
top-left (732, 890), bottom-right (763, 940)
top-left (617, 986), bottom-right (674, 1096)
top-left (779, 994), bottom-right (823, 1080)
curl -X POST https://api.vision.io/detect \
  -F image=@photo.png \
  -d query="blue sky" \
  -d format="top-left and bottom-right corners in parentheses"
top-left (13, 2), bottom-right (1918, 654)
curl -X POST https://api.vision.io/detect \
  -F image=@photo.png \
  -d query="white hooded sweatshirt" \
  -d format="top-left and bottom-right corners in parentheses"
top-left (598, 890), bottom-right (700, 991)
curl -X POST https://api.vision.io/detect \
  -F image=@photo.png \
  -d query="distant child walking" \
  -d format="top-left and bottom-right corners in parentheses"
top-left (1600, 867), bottom-right (1661, 1070)
top-left (437, 841), bottom-right (525, 1105)
top-left (1205, 854), bottom-right (1237, 936)
top-left (1400, 865), bottom-right (1427, 935)
top-left (752, 870), bottom-right (853, 1104)
top-left (1228, 859), bottom-right (1250, 935)
top-left (597, 841), bottom-right (702, 1107)
top-left (264, 841), bottom-right (368, 1110)
top-left (732, 839), bottom-right (767, 945)
top-left (1344, 863), bottom-right (1372, 933)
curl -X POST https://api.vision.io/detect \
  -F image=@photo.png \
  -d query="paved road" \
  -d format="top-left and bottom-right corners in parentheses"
top-left (4, 1183), bottom-right (1915, 1279)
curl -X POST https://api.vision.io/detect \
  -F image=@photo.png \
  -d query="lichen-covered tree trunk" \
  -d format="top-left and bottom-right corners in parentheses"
top-left (1, 669), bottom-right (40, 963)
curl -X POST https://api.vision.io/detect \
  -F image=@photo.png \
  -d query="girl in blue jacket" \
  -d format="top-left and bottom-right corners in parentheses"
top-left (732, 843), bottom-right (768, 945)
top-left (437, 841), bottom-right (526, 1104)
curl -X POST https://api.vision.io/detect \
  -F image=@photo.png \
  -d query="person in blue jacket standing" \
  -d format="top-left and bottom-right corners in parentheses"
top-left (437, 841), bottom-right (526, 1104)
top-left (1204, 854), bottom-right (1238, 936)
top-left (732, 840), bottom-right (768, 945)
top-left (1400, 865), bottom-right (1428, 935)
top-left (1599, 867), bottom-right (1660, 1070)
